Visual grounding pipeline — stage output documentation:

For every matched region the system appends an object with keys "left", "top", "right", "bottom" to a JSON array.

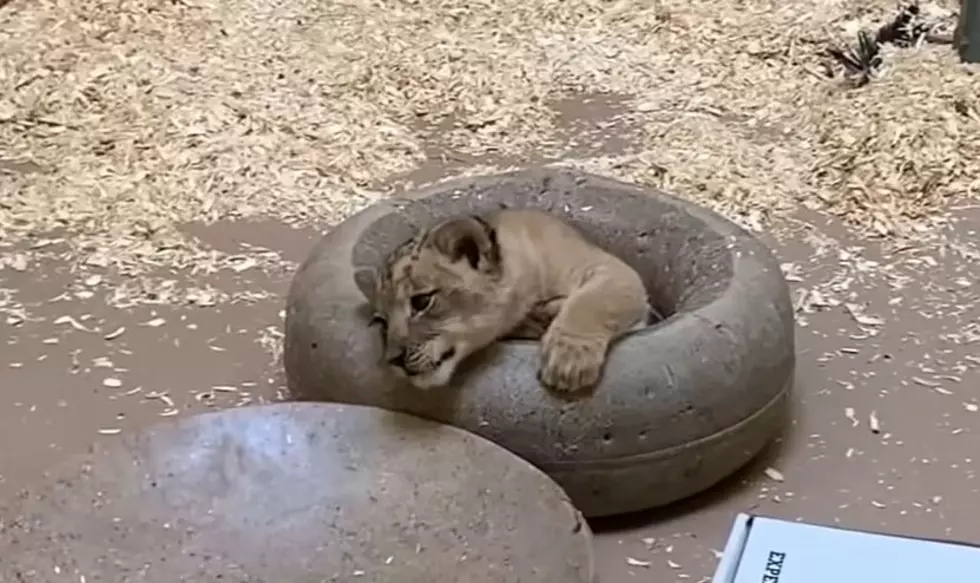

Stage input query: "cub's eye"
[{"left": 410, "top": 291, "right": 436, "bottom": 313}]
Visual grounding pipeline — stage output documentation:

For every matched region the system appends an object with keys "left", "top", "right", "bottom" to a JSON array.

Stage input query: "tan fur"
[{"left": 368, "top": 209, "right": 650, "bottom": 393}]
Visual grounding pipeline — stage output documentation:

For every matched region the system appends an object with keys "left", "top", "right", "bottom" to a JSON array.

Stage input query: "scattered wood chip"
[
  {"left": 845, "top": 407, "right": 859, "bottom": 426},
  {"left": 54, "top": 315, "right": 92, "bottom": 332},
  {"left": 780, "top": 262, "right": 804, "bottom": 282},
  {"left": 869, "top": 411, "right": 881, "bottom": 434},
  {"left": 104, "top": 326, "right": 126, "bottom": 340},
  {"left": 5, "top": 253, "right": 29, "bottom": 271},
  {"left": 145, "top": 391, "right": 175, "bottom": 408},
  {"left": 91, "top": 356, "right": 113, "bottom": 368},
  {"left": 85, "top": 254, "right": 110, "bottom": 268},
  {"left": 102, "top": 377, "right": 123, "bottom": 388},
  {"left": 143, "top": 317, "right": 166, "bottom": 327},
  {"left": 844, "top": 302, "right": 885, "bottom": 327},
  {"left": 186, "top": 289, "right": 218, "bottom": 306},
  {"left": 98, "top": 428, "right": 122, "bottom": 435},
  {"left": 764, "top": 467, "right": 785, "bottom": 482},
  {"left": 230, "top": 256, "right": 258, "bottom": 273},
  {"left": 626, "top": 557, "right": 652, "bottom": 568},
  {"left": 965, "top": 403, "right": 979, "bottom": 412}
]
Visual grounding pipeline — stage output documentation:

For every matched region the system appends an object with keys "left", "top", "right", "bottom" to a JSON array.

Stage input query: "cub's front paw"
[{"left": 538, "top": 331, "right": 608, "bottom": 393}]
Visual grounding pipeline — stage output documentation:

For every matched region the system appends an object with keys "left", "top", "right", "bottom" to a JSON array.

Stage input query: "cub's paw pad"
[{"left": 538, "top": 332, "right": 607, "bottom": 393}]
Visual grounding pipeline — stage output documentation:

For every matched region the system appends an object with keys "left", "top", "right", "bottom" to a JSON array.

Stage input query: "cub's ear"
[
  {"left": 424, "top": 215, "right": 499, "bottom": 272},
  {"left": 353, "top": 267, "right": 379, "bottom": 303}
]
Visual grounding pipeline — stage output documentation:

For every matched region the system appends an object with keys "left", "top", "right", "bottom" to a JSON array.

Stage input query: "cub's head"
[{"left": 365, "top": 214, "right": 511, "bottom": 389}]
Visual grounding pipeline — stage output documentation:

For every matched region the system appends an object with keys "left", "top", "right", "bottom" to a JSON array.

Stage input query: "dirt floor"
[
  {"left": 3, "top": 0, "right": 980, "bottom": 578},
  {"left": 5, "top": 95, "right": 980, "bottom": 579}
]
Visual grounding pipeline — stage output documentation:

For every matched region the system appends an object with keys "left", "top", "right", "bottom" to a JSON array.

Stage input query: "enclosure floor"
[
  {"left": 3, "top": 190, "right": 980, "bottom": 582},
  {"left": 3, "top": 0, "right": 980, "bottom": 572}
]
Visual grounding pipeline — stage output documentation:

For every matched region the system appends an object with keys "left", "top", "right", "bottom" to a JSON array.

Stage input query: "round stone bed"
[
  {"left": 0, "top": 403, "right": 594, "bottom": 582},
  {"left": 285, "top": 168, "right": 795, "bottom": 518}
]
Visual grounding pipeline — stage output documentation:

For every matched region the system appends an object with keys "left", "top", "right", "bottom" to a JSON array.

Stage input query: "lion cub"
[{"left": 368, "top": 209, "right": 650, "bottom": 393}]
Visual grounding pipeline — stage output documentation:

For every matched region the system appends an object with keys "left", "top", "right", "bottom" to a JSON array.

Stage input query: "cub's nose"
[{"left": 386, "top": 350, "right": 407, "bottom": 369}]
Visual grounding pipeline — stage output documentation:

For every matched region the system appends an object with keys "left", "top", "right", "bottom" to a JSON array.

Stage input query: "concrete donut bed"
[{"left": 285, "top": 168, "right": 795, "bottom": 518}]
